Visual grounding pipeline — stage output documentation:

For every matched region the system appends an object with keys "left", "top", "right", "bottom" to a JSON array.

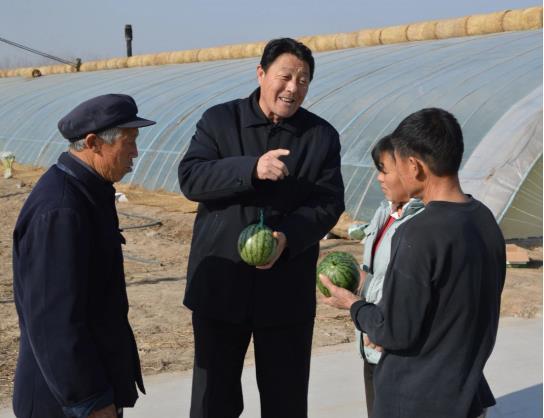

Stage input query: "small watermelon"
[
  {"left": 316, "top": 252, "right": 359, "bottom": 297},
  {"left": 238, "top": 210, "right": 277, "bottom": 266}
]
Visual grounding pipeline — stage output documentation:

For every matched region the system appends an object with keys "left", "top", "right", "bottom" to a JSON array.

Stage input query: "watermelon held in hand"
[
  {"left": 238, "top": 210, "right": 277, "bottom": 266},
  {"left": 316, "top": 252, "right": 359, "bottom": 297}
]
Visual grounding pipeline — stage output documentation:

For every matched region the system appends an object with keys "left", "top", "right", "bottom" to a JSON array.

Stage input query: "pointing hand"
[{"left": 254, "top": 149, "right": 290, "bottom": 181}]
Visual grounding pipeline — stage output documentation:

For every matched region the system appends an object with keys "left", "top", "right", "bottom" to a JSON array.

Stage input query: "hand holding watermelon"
[
  {"left": 238, "top": 210, "right": 286, "bottom": 268},
  {"left": 256, "top": 231, "right": 286, "bottom": 270},
  {"left": 317, "top": 252, "right": 361, "bottom": 309},
  {"left": 316, "top": 252, "right": 359, "bottom": 296},
  {"left": 319, "top": 274, "right": 361, "bottom": 310}
]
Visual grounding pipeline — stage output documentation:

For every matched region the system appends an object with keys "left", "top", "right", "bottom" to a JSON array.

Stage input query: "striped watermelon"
[
  {"left": 238, "top": 210, "right": 277, "bottom": 266},
  {"left": 316, "top": 252, "right": 359, "bottom": 297}
]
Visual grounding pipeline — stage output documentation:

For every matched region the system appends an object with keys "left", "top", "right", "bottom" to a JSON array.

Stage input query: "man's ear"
[
  {"left": 411, "top": 157, "right": 428, "bottom": 182},
  {"left": 256, "top": 65, "right": 265, "bottom": 86},
  {"left": 83, "top": 133, "right": 102, "bottom": 153}
]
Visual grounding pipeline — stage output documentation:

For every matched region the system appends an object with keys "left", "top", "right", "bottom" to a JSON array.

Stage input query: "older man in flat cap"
[{"left": 12, "top": 94, "right": 155, "bottom": 418}]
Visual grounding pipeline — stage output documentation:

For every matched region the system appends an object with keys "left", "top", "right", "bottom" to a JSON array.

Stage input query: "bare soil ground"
[{"left": 0, "top": 164, "right": 541, "bottom": 405}]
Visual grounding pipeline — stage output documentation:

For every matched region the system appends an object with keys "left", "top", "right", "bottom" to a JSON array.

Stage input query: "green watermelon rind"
[
  {"left": 238, "top": 223, "right": 277, "bottom": 266},
  {"left": 316, "top": 252, "right": 359, "bottom": 297}
]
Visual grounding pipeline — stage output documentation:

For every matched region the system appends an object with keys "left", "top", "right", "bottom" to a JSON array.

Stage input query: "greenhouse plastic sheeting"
[
  {"left": 0, "top": 29, "right": 542, "bottom": 228},
  {"left": 461, "top": 87, "right": 542, "bottom": 220}
]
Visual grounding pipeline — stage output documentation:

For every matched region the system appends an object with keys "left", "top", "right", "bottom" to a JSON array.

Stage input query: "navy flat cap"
[{"left": 58, "top": 94, "right": 156, "bottom": 142}]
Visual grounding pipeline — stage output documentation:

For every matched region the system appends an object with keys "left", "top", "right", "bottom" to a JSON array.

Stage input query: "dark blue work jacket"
[{"left": 12, "top": 152, "right": 143, "bottom": 418}]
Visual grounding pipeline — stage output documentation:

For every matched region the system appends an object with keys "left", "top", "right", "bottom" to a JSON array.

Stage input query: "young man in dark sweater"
[{"left": 321, "top": 108, "right": 506, "bottom": 418}]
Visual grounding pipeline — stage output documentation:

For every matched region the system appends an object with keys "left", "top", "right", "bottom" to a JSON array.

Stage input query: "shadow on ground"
[{"left": 489, "top": 384, "right": 543, "bottom": 418}]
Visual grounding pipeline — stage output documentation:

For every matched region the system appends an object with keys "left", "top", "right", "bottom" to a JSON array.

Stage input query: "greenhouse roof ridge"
[{"left": 0, "top": 5, "right": 541, "bottom": 78}]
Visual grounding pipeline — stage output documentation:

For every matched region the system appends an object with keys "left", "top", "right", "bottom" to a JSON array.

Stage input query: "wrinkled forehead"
[
  {"left": 278, "top": 64, "right": 309, "bottom": 74},
  {"left": 271, "top": 53, "right": 310, "bottom": 74}
]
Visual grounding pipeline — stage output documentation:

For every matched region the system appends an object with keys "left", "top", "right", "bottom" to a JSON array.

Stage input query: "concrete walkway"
[{"left": 1, "top": 317, "right": 541, "bottom": 417}]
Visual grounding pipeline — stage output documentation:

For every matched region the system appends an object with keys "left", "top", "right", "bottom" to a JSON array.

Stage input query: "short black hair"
[
  {"left": 391, "top": 108, "right": 464, "bottom": 176},
  {"left": 260, "top": 38, "right": 315, "bottom": 81},
  {"left": 371, "top": 134, "right": 394, "bottom": 173}
]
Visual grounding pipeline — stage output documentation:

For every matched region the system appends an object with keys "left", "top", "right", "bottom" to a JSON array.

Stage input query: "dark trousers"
[
  {"left": 363, "top": 359, "right": 376, "bottom": 417},
  {"left": 362, "top": 360, "right": 488, "bottom": 418},
  {"left": 190, "top": 313, "right": 314, "bottom": 418}
]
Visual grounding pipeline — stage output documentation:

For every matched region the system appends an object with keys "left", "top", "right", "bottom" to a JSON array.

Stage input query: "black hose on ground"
[
  {"left": 124, "top": 253, "right": 162, "bottom": 265},
  {"left": 117, "top": 211, "right": 164, "bottom": 265},
  {"left": 0, "top": 191, "right": 28, "bottom": 199},
  {"left": 118, "top": 210, "right": 162, "bottom": 230}
]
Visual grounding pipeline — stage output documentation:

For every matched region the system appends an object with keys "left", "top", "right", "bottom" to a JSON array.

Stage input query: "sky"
[{"left": 0, "top": 0, "right": 540, "bottom": 68}]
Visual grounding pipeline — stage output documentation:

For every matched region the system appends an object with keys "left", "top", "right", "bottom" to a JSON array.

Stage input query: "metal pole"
[
  {"left": 0, "top": 36, "right": 81, "bottom": 69},
  {"left": 125, "top": 25, "right": 133, "bottom": 57}
]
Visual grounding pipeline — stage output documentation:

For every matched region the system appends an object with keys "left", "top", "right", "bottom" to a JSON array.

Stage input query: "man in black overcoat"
[{"left": 178, "top": 38, "right": 345, "bottom": 418}]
